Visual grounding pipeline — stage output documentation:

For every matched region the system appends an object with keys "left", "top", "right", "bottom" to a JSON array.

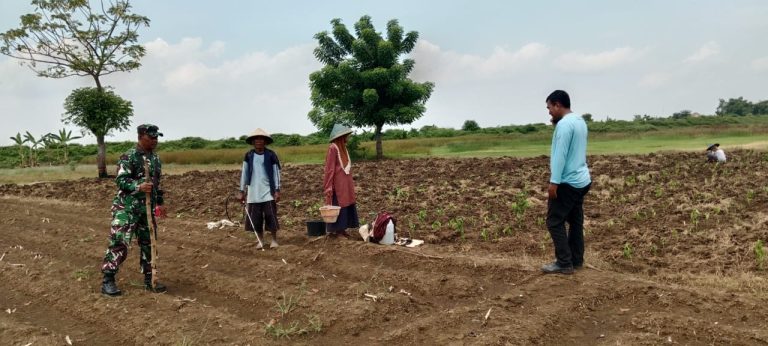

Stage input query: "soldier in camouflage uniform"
[{"left": 101, "top": 124, "right": 168, "bottom": 296}]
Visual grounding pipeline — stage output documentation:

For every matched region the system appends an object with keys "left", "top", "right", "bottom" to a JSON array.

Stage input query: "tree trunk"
[
  {"left": 94, "top": 76, "right": 102, "bottom": 92},
  {"left": 375, "top": 124, "right": 383, "bottom": 160},
  {"left": 18, "top": 146, "right": 25, "bottom": 168},
  {"left": 97, "top": 134, "right": 108, "bottom": 178},
  {"left": 94, "top": 77, "right": 109, "bottom": 178}
]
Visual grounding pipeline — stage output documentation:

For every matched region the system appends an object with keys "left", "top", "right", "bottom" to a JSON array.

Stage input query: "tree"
[
  {"left": 41, "top": 133, "right": 58, "bottom": 163},
  {"left": 63, "top": 87, "right": 133, "bottom": 174},
  {"left": 753, "top": 100, "right": 768, "bottom": 115},
  {"left": 582, "top": 113, "right": 593, "bottom": 122},
  {"left": 671, "top": 110, "right": 692, "bottom": 119},
  {"left": 1, "top": 0, "right": 149, "bottom": 176},
  {"left": 49, "top": 128, "right": 82, "bottom": 163},
  {"left": 23, "top": 131, "right": 45, "bottom": 167},
  {"left": 309, "top": 15, "right": 434, "bottom": 159},
  {"left": 716, "top": 97, "right": 753, "bottom": 116},
  {"left": 462, "top": 120, "right": 480, "bottom": 132},
  {"left": 9, "top": 133, "right": 28, "bottom": 168}
]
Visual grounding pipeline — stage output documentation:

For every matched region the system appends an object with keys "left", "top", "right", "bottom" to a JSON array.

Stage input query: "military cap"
[{"left": 137, "top": 124, "right": 163, "bottom": 138}]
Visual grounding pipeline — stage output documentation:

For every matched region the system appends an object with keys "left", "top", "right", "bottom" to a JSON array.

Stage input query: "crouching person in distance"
[
  {"left": 101, "top": 124, "right": 168, "bottom": 296},
  {"left": 239, "top": 128, "right": 282, "bottom": 249}
]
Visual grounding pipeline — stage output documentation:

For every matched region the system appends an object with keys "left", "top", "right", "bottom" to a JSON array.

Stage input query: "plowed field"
[{"left": 1, "top": 150, "right": 767, "bottom": 345}]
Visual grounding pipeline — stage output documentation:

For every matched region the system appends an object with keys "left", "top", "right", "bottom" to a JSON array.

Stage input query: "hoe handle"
[{"left": 143, "top": 157, "right": 158, "bottom": 289}]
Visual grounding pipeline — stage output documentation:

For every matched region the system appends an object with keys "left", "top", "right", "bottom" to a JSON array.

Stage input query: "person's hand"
[
  {"left": 548, "top": 183, "right": 558, "bottom": 200},
  {"left": 324, "top": 193, "right": 332, "bottom": 206},
  {"left": 154, "top": 205, "right": 167, "bottom": 218},
  {"left": 273, "top": 191, "right": 281, "bottom": 203},
  {"left": 138, "top": 182, "right": 153, "bottom": 193},
  {"left": 237, "top": 191, "right": 245, "bottom": 204}
]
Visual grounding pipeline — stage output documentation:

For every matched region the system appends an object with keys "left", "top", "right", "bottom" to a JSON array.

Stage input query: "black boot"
[
  {"left": 144, "top": 273, "right": 167, "bottom": 293},
  {"left": 101, "top": 273, "right": 122, "bottom": 296}
]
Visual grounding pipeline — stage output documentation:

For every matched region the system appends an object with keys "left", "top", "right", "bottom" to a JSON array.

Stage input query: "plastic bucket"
[{"left": 306, "top": 220, "right": 326, "bottom": 237}]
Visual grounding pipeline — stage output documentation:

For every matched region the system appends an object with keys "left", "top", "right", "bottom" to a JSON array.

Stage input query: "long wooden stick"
[{"left": 143, "top": 157, "right": 158, "bottom": 290}]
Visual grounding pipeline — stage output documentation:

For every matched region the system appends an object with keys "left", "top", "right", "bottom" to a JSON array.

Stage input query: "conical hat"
[
  {"left": 245, "top": 128, "right": 273, "bottom": 144},
  {"left": 329, "top": 124, "right": 353, "bottom": 142}
]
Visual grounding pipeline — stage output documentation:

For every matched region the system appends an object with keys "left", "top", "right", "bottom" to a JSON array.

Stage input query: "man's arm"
[
  {"left": 116, "top": 154, "right": 141, "bottom": 193},
  {"left": 237, "top": 160, "right": 249, "bottom": 203},
  {"left": 273, "top": 163, "right": 281, "bottom": 202},
  {"left": 550, "top": 124, "right": 571, "bottom": 185}
]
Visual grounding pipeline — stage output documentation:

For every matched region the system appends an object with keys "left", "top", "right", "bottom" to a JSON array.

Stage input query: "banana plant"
[
  {"left": 41, "top": 133, "right": 58, "bottom": 164},
  {"left": 9, "top": 132, "right": 28, "bottom": 168},
  {"left": 23, "top": 131, "right": 45, "bottom": 167},
  {"left": 49, "top": 128, "right": 82, "bottom": 164}
]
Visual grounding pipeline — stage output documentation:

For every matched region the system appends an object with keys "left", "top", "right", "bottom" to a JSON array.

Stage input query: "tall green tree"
[
  {"left": 63, "top": 87, "right": 133, "bottom": 173},
  {"left": 716, "top": 97, "right": 753, "bottom": 116},
  {"left": 309, "top": 15, "right": 434, "bottom": 159},
  {"left": 1, "top": 0, "right": 149, "bottom": 176},
  {"left": 49, "top": 128, "right": 82, "bottom": 163},
  {"left": 753, "top": 100, "right": 768, "bottom": 115},
  {"left": 9, "top": 133, "right": 28, "bottom": 168}
]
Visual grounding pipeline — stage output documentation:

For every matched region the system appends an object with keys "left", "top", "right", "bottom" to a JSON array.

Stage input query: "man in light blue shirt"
[{"left": 542, "top": 90, "right": 591, "bottom": 275}]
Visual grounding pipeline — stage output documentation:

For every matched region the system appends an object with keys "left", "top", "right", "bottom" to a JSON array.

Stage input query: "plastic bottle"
[{"left": 381, "top": 220, "right": 395, "bottom": 245}]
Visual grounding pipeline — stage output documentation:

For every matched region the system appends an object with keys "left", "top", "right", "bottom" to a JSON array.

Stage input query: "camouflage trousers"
[{"left": 101, "top": 204, "right": 154, "bottom": 275}]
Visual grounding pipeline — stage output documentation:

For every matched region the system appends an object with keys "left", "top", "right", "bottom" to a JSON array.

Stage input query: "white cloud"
[
  {"left": 0, "top": 37, "right": 323, "bottom": 145},
  {"left": 554, "top": 47, "right": 640, "bottom": 73},
  {"left": 638, "top": 72, "right": 669, "bottom": 88},
  {"left": 410, "top": 40, "right": 549, "bottom": 83},
  {"left": 164, "top": 62, "right": 211, "bottom": 88},
  {"left": 684, "top": 41, "right": 720, "bottom": 63},
  {"left": 751, "top": 56, "right": 768, "bottom": 71}
]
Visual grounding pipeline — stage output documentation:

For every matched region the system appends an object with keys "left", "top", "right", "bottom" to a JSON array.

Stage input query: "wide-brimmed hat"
[
  {"left": 329, "top": 124, "right": 353, "bottom": 142},
  {"left": 706, "top": 143, "right": 720, "bottom": 151},
  {"left": 245, "top": 128, "right": 273, "bottom": 145}
]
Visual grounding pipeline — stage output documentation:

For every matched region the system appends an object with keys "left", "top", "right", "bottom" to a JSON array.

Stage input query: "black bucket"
[{"left": 306, "top": 220, "right": 326, "bottom": 237}]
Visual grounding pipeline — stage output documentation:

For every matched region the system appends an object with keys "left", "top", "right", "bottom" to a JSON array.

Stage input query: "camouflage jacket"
[{"left": 113, "top": 146, "right": 165, "bottom": 213}]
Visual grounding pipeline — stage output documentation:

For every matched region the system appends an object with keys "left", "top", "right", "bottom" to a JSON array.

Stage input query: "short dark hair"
[{"left": 546, "top": 90, "right": 570, "bottom": 108}]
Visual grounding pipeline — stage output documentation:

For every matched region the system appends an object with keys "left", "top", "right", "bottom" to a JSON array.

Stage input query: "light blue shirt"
[
  {"left": 239, "top": 153, "right": 281, "bottom": 203},
  {"left": 550, "top": 113, "right": 591, "bottom": 188}
]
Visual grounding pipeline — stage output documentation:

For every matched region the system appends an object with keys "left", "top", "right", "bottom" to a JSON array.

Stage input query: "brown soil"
[{"left": 1, "top": 150, "right": 767, "bottom": 345}]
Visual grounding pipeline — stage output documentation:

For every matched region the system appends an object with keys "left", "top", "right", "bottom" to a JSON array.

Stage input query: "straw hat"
[
  {"left": 245, "top": 128, "right": 273, "bottom": 145},
  {"left": 706, "top": 143, "right": 719, "bottom": 151},
  {"left": 329, "top": 124, "right": 353, "bottom": 142}
]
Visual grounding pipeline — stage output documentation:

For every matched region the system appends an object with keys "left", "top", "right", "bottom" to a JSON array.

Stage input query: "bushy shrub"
[{"left": 462, "top": 120, "right": 480, "bottom": 132}]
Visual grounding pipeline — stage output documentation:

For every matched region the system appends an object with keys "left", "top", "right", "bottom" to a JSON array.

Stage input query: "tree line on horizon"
[{"left": 3, "top": 107, "right": 768, "bottom": 169}]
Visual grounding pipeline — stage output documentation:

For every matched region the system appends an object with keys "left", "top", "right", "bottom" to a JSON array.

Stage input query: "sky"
[{"left": 1, "top": 0, "right": 767, "bottom": 145}]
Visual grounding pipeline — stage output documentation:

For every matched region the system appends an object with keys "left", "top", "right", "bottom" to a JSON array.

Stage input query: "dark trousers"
[
  {"left": 546, "top": 183, "right": 591, "bottom": 267},
  {"left": 244, "top": 201, "right": 279, "bottom": 237}
]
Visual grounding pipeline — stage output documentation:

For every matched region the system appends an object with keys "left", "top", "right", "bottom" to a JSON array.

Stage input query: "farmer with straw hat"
[
  {"left": 239, "top": 128, "right": 282, "bottom": 249},
  {"left": 323, "top": 124, "right": 360, "bottom": 237},
  {"left": 100, "top": 124, "right": 167, "bottom": 296}
]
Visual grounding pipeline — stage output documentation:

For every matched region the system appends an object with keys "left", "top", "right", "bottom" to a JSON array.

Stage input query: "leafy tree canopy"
[
  {"left": 308, "top": 15, "right": 434, "bottom": 159},
  {"left": 63, "top": 87, "right": 133, "bottom": 138},
  {"left": 0, "top": 0, "right": 150, "bottom": 89}
]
